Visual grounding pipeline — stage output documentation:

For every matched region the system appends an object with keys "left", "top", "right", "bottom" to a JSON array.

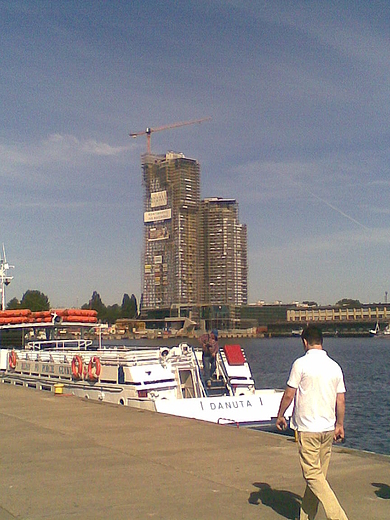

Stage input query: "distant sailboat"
[
  {"left": 369, "top": 322, "right": 390, "bottom": 336},
  {"left": 369, "top": 322, "right": 380, "bottom": 336}
]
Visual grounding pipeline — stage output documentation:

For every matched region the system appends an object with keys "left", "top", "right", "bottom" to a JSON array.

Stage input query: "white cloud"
[
  {"left": 81, "top": 139, "right": 131, "bottom": 156},
  {"left": 42, "top": 133, "right": 133, "bottom": 160},
  {"left": 0, "top": 133, "right": 133, "bottom": 173}
]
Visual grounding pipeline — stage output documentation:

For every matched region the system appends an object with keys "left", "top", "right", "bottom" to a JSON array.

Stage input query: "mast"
[{"left": 0, "top": 245, "right": 14, "bottom": 311}]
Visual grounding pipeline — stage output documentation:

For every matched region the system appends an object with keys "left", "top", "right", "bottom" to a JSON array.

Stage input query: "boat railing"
[
  {"left": 19, "top": 350, "right": 74, "bottom": 364},
  {"left": 216, "top": 350, "right": 234, "bottom": 396},
  {"left": 26, "top": 339, "right": 93, "bottom": 351},
  {"left": 96, "top": 348, "right": 183, "bottom": 366},
  {"left": 190, "top": 346, "right": 208, "bottom": 398},
  {"left": 16, "top": 344, "right": 196, "bottom": 368}
]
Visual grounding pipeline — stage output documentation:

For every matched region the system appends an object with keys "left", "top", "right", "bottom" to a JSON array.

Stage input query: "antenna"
[{"left": 0, "top": 245, "right": 14, "bottom": 311}]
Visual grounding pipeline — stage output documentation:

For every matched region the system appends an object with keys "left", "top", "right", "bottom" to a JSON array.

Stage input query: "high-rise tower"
[
  {"left": 200, "top": 198, "right": 248, "bottom": 306},
  {"left": 142, "top": 152, "right": 201, "bottom": 310}
]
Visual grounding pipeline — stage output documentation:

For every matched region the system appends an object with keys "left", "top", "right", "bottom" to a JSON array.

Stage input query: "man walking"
[{"left": 276, "top": 325, "right": 349, "bottom": 520}]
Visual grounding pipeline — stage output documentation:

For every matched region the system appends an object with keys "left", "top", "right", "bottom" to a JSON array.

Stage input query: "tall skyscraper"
[
  {"left": 200, "top": 198, "right": 248, "bottom": 306},
  {"left": 142, "top": 152, "right": 201, "bottom": 309},
  {"left": 141, "top": 152, "right": 248, "bottom": 314}
]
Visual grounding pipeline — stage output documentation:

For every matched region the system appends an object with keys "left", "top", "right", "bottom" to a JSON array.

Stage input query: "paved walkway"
[{"left": 0, "top": 384, "right": 389, "bottom": 519}]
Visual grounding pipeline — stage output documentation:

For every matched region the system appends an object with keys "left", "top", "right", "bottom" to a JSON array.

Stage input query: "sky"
[{"left": 1, "top": 0, "right": 390, "bottom": 308}]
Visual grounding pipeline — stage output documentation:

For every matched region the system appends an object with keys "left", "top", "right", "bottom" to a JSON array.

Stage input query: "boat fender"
[
  {"left": 8, "top": 350, "right": 17, "bottom": 370},
  {"left": 87, "top": 356, "right": 101, "bottom": 381},
  {"left": 71, "top": 355, "right": 83, "bottom": 379}
]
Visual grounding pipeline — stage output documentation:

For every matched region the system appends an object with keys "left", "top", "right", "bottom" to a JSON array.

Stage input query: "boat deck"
[{"left": 0, "top": 383, "right": 388, "bottom": 520}]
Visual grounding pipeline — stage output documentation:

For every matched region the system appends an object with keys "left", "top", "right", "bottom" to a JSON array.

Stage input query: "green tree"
[
  {"left": 82, "top": 290, "right": 138, "bottom": 323},
  {"left": 20, "top": 290, "right": 50, "bottom": 311},
  {"left": 130, "top": 294, "right": 138, "bottom": 317},
  {"left": 121, "top": 293, "right": 137, "bottom": 318},
  {"left": 6, "top": 297, "right": 20, "bottom": 310},
  {"left": 335, "top": 298, "right": 362, "bottom": 308},
  {"left": 105, "top": 304, "right": 121, "bottom": 324},
  {"left": 84, "top": 291, "right": 105, "bottom": 315}
]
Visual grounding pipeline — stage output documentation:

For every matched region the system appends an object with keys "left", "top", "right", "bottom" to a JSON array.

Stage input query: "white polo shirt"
[{"left": 287, "top": 349, "right": 346, "bottom": 432}]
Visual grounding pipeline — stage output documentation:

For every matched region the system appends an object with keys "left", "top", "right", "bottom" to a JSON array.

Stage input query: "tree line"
[{"left": 6, "top": 290, "right": 138, "bottom": 324}]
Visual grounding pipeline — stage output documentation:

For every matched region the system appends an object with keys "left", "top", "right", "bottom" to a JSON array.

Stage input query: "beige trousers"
[{"left": 298, "top": 431, "right": 349, "bottom": 520}]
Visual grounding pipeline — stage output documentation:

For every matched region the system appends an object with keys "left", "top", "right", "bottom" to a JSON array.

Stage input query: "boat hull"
[
  {"left": 155, "top": 389, "right": 286, "bottom": 427},
  {"left": 0, "top": 371, "right": 287, "bottom": 428}
]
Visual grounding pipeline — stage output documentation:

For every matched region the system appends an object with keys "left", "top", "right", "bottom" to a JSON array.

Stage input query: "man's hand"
[
  {"left": 276, "top": 386, "right": 296, "bottom": 431},
  {"left": 276, "top": 416, "right": 288, "bottom": 431},
  {"left": 334, "top": 424, "right": 345, "bottom": 442},
  {"left": 334, "top": 393, "right": 346, "bottom": 442}
]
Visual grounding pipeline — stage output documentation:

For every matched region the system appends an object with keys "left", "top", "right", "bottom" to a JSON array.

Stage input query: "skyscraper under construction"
[
  {"left": 142, "top": 152, "right": 201, "bottom": 309},
  {"left": 141, "top": 151, "right": 247, "bottom": 312},
  {"left": 200, "top": 198, "right": 247, "bottom": 306}
]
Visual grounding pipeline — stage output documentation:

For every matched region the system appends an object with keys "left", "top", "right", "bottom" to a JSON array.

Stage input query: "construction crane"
[{"left": 130, "top": 117, "right": 211, "bottom": 154}]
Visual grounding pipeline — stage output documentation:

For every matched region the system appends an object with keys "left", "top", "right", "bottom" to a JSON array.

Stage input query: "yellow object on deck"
[{"left": 54, "top": 384, "right": 64, "bottom": 395}]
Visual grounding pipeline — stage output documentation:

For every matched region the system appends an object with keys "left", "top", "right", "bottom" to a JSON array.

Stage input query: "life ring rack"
[
  {"left": 159, "top": 347, "right": 172, "bottom": 364},
  {"left": 8, "top": 350, "right": 17, "bottom": 370},
  {"left": 87, "top": 356, "right": 101, "bottom": 382},
  {"left": 71, "top": 355, "right": 83, "bottom": 380}
]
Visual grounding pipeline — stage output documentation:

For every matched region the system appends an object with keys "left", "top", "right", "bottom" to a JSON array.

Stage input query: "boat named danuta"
[{"left": 0, "top": 309, "right": 292, "bottom": 429}]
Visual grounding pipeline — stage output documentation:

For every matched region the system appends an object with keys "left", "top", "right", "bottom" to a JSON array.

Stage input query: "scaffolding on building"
[
  {"left": 142, "top": 152, "right": 201, "bottom": 310},
  {"left": 140, "top": 154, "right": 248, "bottom": 320},
  {"left": 201, "top": 198, "right": 248, "bottom": 306}
]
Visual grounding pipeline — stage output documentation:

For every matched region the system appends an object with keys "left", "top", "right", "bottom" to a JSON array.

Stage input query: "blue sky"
[{"left": 1, "top": 0, "right": 389, "bottom": 307}]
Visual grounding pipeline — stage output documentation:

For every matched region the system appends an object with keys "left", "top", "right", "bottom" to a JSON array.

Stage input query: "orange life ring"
[
  {"left": 87, "top": 356, "right": 101, "bottom": 381},
  {"left": 8, "top": 350, "right": 17, "bottom": 370},
  {"left": 71, "top": 355, "right": 83, "bottom": 379}
]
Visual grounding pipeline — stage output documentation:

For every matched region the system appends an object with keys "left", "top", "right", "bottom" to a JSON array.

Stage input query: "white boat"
[
  {"left": 369, "top": 322, "right": 380, "bottom": 336},
  {"left": 0, "top": 315, "right": 291, "bottom": 429},
  {"left": 369, "top": 322, "right": 390, "bottom": 336},
  {"left": 291, "top": 328, "right": 303, "bottom": 337}
]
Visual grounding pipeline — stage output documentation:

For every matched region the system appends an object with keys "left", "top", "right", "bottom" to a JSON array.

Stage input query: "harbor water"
[
  {"left": 117, "top": 335, "right": 390, "bottom": 456},
  {"left": 238, "top": 336, "right": 390, "bottom": 456}
]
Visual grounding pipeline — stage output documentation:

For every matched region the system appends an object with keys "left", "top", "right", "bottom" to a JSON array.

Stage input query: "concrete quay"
[{"left": 0, "top": 384, "right": 389, "bottom": 520}]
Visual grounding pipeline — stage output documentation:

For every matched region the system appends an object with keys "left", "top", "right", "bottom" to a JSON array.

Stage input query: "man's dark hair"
[{"left": 301, "top": 325, "right": 323, "bottom": 346}]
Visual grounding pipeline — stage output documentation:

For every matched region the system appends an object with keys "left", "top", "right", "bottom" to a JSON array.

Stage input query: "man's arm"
[
  {"left": 276, "top": 386, "right": 296, "bottom": 431},
  {"left": 334, "top": 392, "right": 346, "bottom": 441},
  {"left": 210, "top": 340, "right": 219, "bottom": 356},
  {"left": 199, "top": 334, "right": 208, "bottom": 347}
]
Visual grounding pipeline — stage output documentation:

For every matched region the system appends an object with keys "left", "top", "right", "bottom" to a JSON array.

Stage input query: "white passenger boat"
[{"left": 0, "top": 311, "right": 291, "bottom": 429}]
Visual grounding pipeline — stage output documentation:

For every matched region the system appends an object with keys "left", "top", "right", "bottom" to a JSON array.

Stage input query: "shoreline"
[{"left": 98, "top": 330, "right": 375, "bottom": 341}]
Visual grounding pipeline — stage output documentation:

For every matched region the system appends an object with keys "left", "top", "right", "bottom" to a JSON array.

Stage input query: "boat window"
[
  {"left": 118, "top": 365, "right": 125, "bottom": 384},
  {"left": 179, "top": 370, "right": 195, "bottom": 398}
]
